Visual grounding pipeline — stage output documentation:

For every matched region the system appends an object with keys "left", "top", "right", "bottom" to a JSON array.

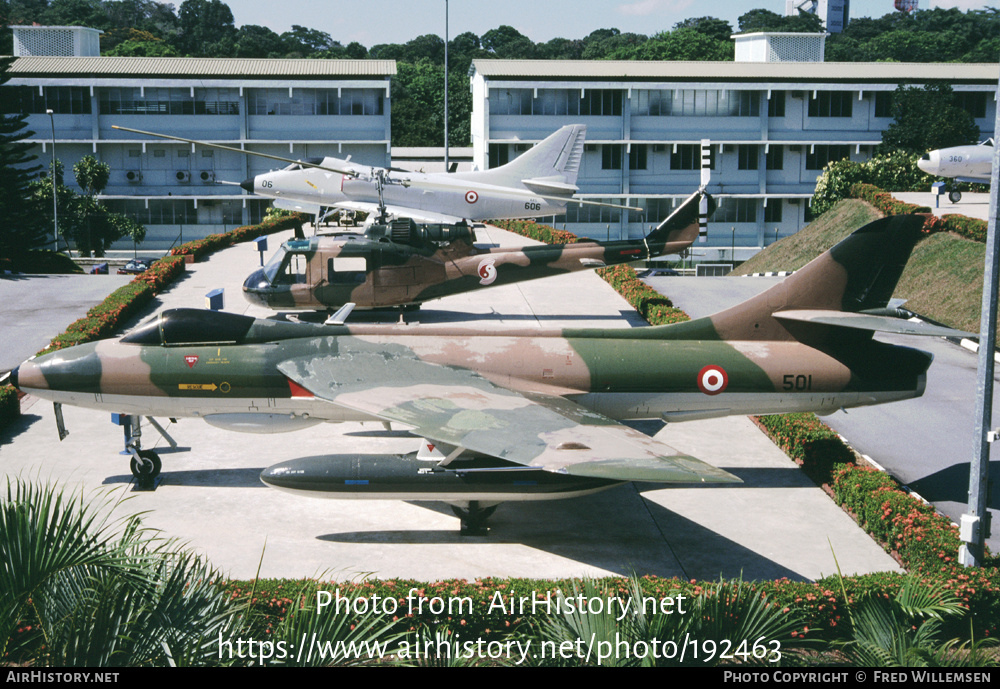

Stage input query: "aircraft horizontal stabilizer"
[
  {"left": 521, "top": 178, "right": 579, "bottom": 196},
  {"left": 773, "top": 310, "right": 975, "bottom": 339}
]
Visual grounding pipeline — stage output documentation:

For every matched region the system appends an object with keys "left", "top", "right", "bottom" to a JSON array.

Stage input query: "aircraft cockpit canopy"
[
  {"left": 282, "top": 157, "right": 326, "bottom": 171},
  {"left": 122, "top": 309, "right": 256, "bottom": 347}
]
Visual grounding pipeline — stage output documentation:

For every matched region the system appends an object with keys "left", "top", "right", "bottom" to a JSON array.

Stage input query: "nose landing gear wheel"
[
  {"left": 130, "top": 449, "right": 162, "bottom": 488},
  {"left": 949, "top": 190, "right": 962, "bottom": 203}
]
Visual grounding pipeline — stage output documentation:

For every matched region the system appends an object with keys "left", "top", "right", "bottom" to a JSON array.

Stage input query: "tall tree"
[
  {"left": 877, "top": 84, "right": 980, "bottom": 155},
  {"left": 0, "top": 56, "right": 46, "bottom": 262},
  {"left": 174, "top": 0, "right": 235, "bottom": 56}
]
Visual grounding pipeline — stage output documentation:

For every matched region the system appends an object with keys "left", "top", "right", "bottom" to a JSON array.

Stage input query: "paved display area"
[
  {"left": 1, "top": 226, "right": 901, "bottom": 582},
  {"left": 894, "top": 191, "right": 990, "bottom": 220},
  {"left": 0, "top": 272, "right": 132, "bottom": 372}
]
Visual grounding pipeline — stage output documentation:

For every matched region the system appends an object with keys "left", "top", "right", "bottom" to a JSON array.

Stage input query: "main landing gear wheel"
[
  {"left": 130, "top": 449, "right": 162, "bottom": 486},
  {"left": 452, "top": 502, "right": 497, "bottom": 535},
  {"left": 949, "top": 190, "right": 962, "bottom": 203}
]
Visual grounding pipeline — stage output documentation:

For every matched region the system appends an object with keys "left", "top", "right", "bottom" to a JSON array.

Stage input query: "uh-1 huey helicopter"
[{"left": 112, "top": 124, "right": 711, "bottom": 313}]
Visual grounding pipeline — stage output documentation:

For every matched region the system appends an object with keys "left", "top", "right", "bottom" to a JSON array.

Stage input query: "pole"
[
  {"left": 46, "top": 109, "right": 59, "bottom": 253},
  {"left": 960, "top": 70, "right": 1000, "bottom": 567},
  {"left": 444, "top": 0, "right": 449, "bottom": 172}
]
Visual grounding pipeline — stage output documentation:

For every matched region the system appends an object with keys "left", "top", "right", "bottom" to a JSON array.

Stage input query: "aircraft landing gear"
[
  {"left": 118, "top": 414, "right": 165, "bottom": 489},
  {"left": 451, "top": 501, "right": 498, "bottom": 536},
  {"left": 129, "top": 449, "right": 162, "bottom": 486},
  {"left": 949, "top": 190, "right": 962, "bottom": 203}
]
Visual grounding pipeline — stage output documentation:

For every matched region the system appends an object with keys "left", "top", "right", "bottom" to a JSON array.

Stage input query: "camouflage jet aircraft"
[
  {"left": 242, "top": 189, "right": 709, "bottom": 312},
  {"left": 9, "top": 214, "right": 964, "bottom": 531}
]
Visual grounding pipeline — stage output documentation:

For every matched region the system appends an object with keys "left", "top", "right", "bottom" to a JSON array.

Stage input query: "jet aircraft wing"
[
  {"left": 276, "top": 348, "right": 741, "bottom": 484},
  {"left": 331, "top": 201, "right": 467, "bottom": 225}
]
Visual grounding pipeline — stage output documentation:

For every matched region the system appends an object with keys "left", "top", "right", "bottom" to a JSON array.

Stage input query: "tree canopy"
[{"left": 877, "top": 84, "right": 980, "bottom": 155}]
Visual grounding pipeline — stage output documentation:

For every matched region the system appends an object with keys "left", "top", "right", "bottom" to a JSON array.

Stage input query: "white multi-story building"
[
  {"left": 6, "top": 26, "right": 394, "bottom": 248},
  {"left": 470, "top": 38, "right": 997, "bottom": 260}
]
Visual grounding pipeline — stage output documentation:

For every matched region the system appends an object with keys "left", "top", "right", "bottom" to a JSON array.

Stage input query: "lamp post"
[
  {"left": 444, "top": 0, "right": 449, "bottom": 172},
  {"left": 46, "top": 109, "right": 59, "bottom": 253}
]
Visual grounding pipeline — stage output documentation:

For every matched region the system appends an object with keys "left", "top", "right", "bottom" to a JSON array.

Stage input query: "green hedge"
[
  {"left": 170, "top": 213, "right": 307, "bottom": 261},
  {"left": 0, "top": 385, "right": 19, "bottom": 434},
  {"left": 848, "top": 183, "right": 987, "bottom": 244}
]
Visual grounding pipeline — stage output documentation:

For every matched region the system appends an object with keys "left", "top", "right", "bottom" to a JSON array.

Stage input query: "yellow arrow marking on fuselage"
[{"left": 179, "top": 383, "right": 218, "bottom": 391}]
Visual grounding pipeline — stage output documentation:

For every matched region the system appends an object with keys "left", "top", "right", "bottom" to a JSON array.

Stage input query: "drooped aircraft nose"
[{"left": 240, "top": 177, "right": 255, "bottom": 192}]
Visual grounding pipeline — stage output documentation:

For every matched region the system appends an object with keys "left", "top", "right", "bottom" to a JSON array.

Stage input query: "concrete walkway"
[{"left": 1, "top": 225, "right": 901, "bottom": 582}]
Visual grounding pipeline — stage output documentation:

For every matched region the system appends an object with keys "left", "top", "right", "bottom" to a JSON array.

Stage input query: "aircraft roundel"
[
  {"left": 478, "top": 257, "right": 498, "bottom": 285},
  {"left": 697, "top": 365, "right": 728, "bottom": 395},
  {"left": 465, "top": 190, "right": 479, "bottom": 204}
]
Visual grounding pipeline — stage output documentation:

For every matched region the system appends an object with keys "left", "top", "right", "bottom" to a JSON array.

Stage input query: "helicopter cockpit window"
[
  {"left": 328, "top": 257, "right": 367, "bottom": 284},
  {"left": 263, "top": 249, "right": 308, "bottom": 285}
]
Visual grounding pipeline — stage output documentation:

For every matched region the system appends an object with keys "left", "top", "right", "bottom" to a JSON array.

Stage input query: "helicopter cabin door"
[{"left": 321, "top": 255, "right": 373, "bottom": 306}]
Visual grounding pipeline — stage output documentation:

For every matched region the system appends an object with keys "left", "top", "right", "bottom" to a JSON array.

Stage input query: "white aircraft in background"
[
  {"left": 112, "top": 124, "right": 642, "bottom": 224},
  {"left": 917, "top": 139, "right": 994, "bottom": 203}
]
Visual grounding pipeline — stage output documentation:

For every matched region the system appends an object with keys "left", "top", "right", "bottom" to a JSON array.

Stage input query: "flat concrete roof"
[
  {"left": 10, "top": 56, "right": 396, "bottom": 78},
  {"left": 471, "top": 59, "right": 999, "bottom": 85}
]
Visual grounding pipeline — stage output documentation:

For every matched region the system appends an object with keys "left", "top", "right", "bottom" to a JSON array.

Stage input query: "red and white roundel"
[
  {"left": 697, "top": 365, "right": 728, "bottom": 395},
  {"left": 465, "top": 190, "right": 479, "bottom": 204}
]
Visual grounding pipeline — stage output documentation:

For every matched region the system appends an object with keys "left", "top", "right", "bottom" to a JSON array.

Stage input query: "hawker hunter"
[{"left": 10, "top": 214, "right": 963, "bottom": 530}]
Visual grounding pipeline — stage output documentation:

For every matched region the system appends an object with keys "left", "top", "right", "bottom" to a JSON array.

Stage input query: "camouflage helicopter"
[
  {"left": 9, "top": 214, "right": 967, "bottom": 531},
  {"left": 241, "top": 189, "right": 709, "bottom": 312}
]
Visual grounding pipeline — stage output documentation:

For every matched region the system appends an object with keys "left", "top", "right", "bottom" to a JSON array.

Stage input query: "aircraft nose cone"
[
  {"left": 10, "top": 359, "right": 47, "bottom": 392},
  {"left": 917, "top": 152, "right": 938, "bottom": 175},
  {"left": 242, "top": 268, "right": 271, "bottom": 306},
  {"left": 240, "top": 177, "right": 255, "bottom": 193}
]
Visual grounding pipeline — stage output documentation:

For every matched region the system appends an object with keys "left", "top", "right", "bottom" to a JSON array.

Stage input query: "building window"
[
  {"left": 874, "top": 92, "right": 893, "bottom": 118},
  {"left": 768, "top": 91, "right": 785, "bottom": 118},
  {"left": 764, "top": 200, "right": 783, "bottom": 223},
  {"left": 671, "top": 145, "right": 713, "bottom": 170},
  {"left": 633, "top": 90, "right": 760, "bottom": 117},
  {"left": 628, "top": 145, "right": 648, "bottom": 170},
  {"left": 806, "top": 145, "right": 852, "bottom": 170},
  {"left": 3, "top": 86, "right": 90, "bottom": 114},
  {"left": 247, "top": 88, "right": 382, "bottom": 116},
  {"left": 738, "top": 145, "right": 759, "bottom": 170},
  {"left": 564, "top": 198, "right": 622, "bottom": 224},
  {"left": 488, "top": 143, "right": 509, "bottom": 168},
  {"left": 766, "top": 146, "right": 784, "bottom": 170},
  {"left": 808, "top": 91, "right": 853, "bottom": 118},
  {"left": 955, "top": 92, "right": 987, "bottom": 119},
  {"left": 581, "top": 89, "right": 624, "bottom": 116},
  {"left": 711, "top": 198, "right": 758, "bottom": 223},
  {"left": 602, "top": 145, "right": 623, "bottom": 170}
]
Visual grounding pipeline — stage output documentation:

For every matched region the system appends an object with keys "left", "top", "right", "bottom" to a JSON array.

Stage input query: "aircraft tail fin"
[
  {"left": 645, "top": 189, "right": 715, "bottom": 247},
  {"left": 705, "top": 214, "right": 928, "bottom": 343},
  {"left": 464, "top": 125, "right": 587, "bottom": 191}
]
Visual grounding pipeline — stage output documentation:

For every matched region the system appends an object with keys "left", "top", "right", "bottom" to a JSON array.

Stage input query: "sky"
[{"left": 225, "top": 0, "right": 995, "bottom": 48}]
